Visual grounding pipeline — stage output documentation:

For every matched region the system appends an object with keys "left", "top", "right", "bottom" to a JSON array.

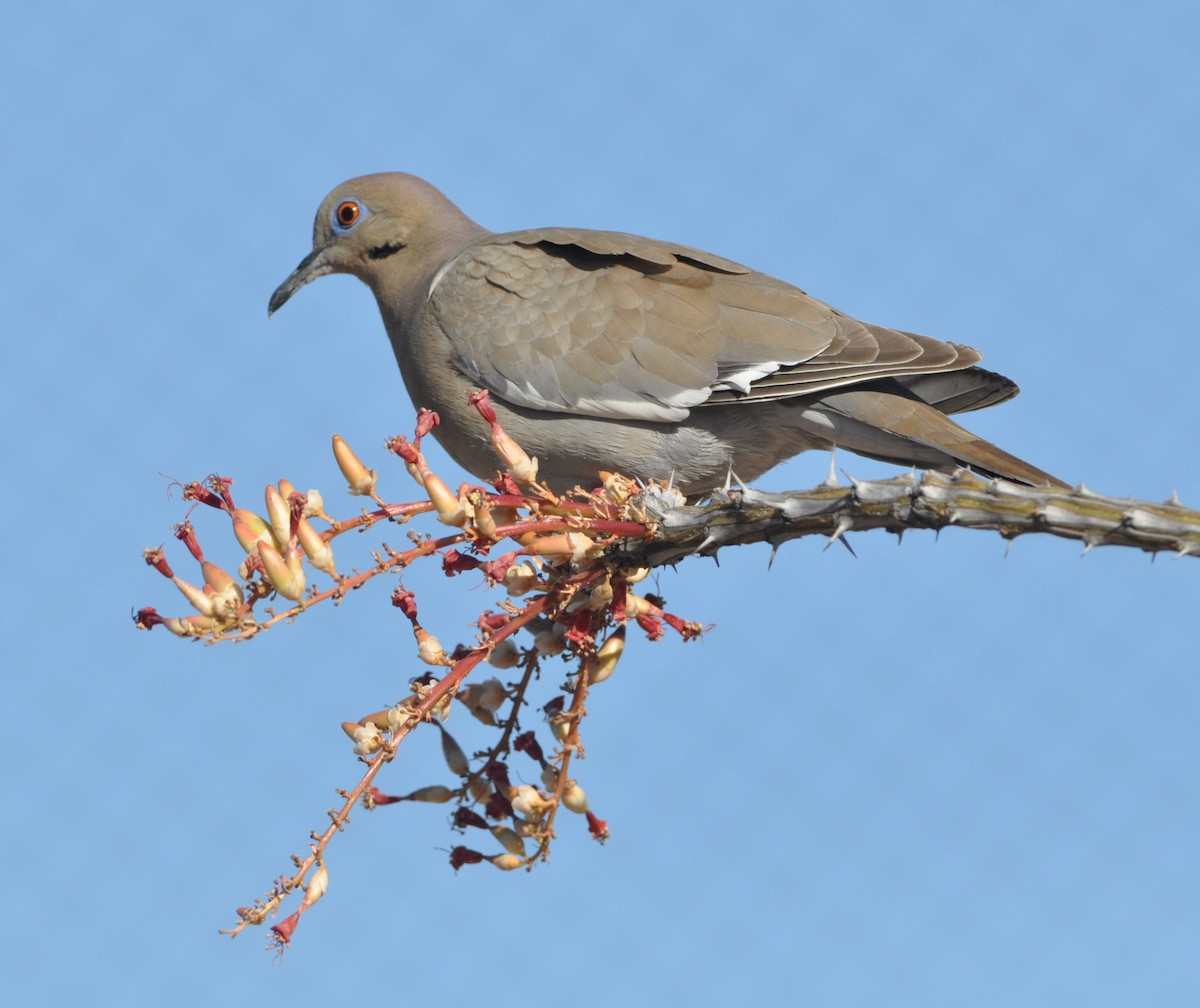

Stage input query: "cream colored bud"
[
  {"left": 549, "top": 714, "right": 572, "bottom": 743},
  {"left": 561, "top": 780, "right": 589, "bottom": 814},
  {"left": 490, "top": 825, "right": 527, "bottom": 857},
  {"left": 588, "top": 627, "right": 625, "bottom": 684},
  {"left": 201, "top": 560, "right": 235, "bottom": 593},
  {"left": 523, "top": 532, "right": 601, "bottom": 564},
  {"left": 342, "top": 721, "right": 382, "bottom": 755},
  {"left": 416, "top": 631, "right": 449, "bottom": 667},
  {"left": 232, "top": 510, "right": 272, "bottom": 553},
  {"left": 472, "top": 499, "right": 499, "bottom": 540},
  {"left": 490, "top": 853, "right": 524, "bottom": 872},
  {"left": 258, "top": 539, "right": 306, "bottom": 601},
  {"left": 386, "top": 703, "right": 417, "bottom": 732},
  {"left": 404, "top": 785, "right": 454, "bottom": 804},
  {"left": 624, "top": 593, "right": 649, "bottom": 618},
  {"left": 357, "top": 709, "right": 393, "bottom": 730},
  {"left": 540, "top": 767, "right": 559, "bottom": 790},
  {"left": 296, "top": 516, "right": 337, "bottom": 578},
  {"left": 301, "top": 865, "right": 329, "bottom": 908},
  {"left": 302, "top": 488, "right": 326, "bottom": 519},
  {"left": 511, "top": 785, "right": 550, "bottom": 821},
  {"left": 172, "top": 575, "right": 216, "bottom": 617},
  {"left": 264, "top": 484, "right": 292, "bottom": 549},
  {"left": 423, "top": 470, "right": 468, "bottom": 527},
  {"left": 625, "top": 567, "right": 651, "bottom": 585},
  {"left": 491, "top": 428, "right": 539, "bottom": 484},
  {"left": 162, "top": 614, "right": 219, "bottom": 637},
  {"left": 332, "top": 434, "right": 378, "bottom": 497},
  {"left": 504, "top": 561, "right": 539, "bottom": 597},
  {"left": 588, "top": 576, "right": 614, "bottom": 610},
  {"left": 201, "top": 562, "right": 244, "bottom": 615}
]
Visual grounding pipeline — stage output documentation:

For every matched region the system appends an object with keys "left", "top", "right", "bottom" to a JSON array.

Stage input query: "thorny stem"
[
  {"left": 533, "top": 645, "right": 597, "bottom": 862},
  {"left": 221, "top": 590, "right": 554, "bottom": 939}
]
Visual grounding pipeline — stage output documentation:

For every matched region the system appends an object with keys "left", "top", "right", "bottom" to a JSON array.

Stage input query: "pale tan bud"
[
  {"left": 490, "top": 825, "right": 527, "bottom": 857},
  {"left": 296, "top": 517, "right": 337, "bottom": 578},
  {"left": 357, "top": 709, "right": 393, "bottom": 730},
  {"left": 172, "top": 575, "right": 216, "bottom": 617},
  {"left": 625, "top": 567, "right": 651, "bottom": 585},
  {"left": 162, "top": 614, "right": 219, "bottom": 637},
  {"left": 624, "top": 593, "right": 648, "bottom": 618},
  {"left": 540, "top": 767, "right": 559, "bottom": 790},
  {"left": 258, "top": 539, "right": 306, "bottom": 602},
  {"left": 300, "top": 864, "right": 329, "bottom": 908},
  {"left": 264, "top": 484, "right": 292, "bottom": 549},
  {"left": 472, "top": 498, "right": 499, "bottom": 540},
  {"left": 423, "top": 470, "right": 468, "bottom": 527},
  {"left": 561, "top": 779, "right": 589, "bottom": 814},
  {"left": 487, "top": 639, "right": 521, "bottom": 669},
  {"left": 522, "top": 532, "right": 601, "bottom": 564},
  {"left": 440, "top": 728, "right": 470, "bottom": 777},
  {"left": 332, "top": 434, "right": 378, "bottom": 497},
  {"left": 404, "top": 785, "right": 454, "bottom": 804},
  {"left": 201, "top": 561, "right": 244, "bottom": 615},
  {"left": 491, "top": 428, "right": 538, "bottom": 484},
  {"left": 588, "top": 575, "right": 614, "bottom": 610},
  {"left": 489, "top": 853, "right": 524, "bottom": 872},
  {"left": 533, "top": 625, "right": 567, "bottom": 657},
  {"left": 232, "top": 510, "right": 272, "bottom": 553},
  {"left": 476, "top": 677, "right": 508, "bottom": 712},
  {"left": 588, "top": 627, "right": 625, "bottom": 684},
  {"left": 549, "top": 713, "right": 572, "bottom": 743}
]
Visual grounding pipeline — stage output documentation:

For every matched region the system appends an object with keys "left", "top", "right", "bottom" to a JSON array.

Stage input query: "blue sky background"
[{"left": 4, "top": 2, "right": 1199, "bottom": 1005}]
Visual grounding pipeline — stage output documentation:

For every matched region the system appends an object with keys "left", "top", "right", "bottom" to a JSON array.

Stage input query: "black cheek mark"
[{"left": 368, "top": 242, "right": 406, "bottom": 260}]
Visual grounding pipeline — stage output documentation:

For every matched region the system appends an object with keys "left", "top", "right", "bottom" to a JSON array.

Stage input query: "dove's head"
[{"left": 269, "top": 173, "right": 485, "bottom": 316}]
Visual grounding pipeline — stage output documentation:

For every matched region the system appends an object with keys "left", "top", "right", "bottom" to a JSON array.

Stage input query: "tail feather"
[{"left": 801, "top": 389, "right": 1067, "bottom": 488}]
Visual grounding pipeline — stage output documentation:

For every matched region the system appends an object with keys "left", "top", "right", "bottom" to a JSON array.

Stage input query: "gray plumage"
[{"left": 270, "top": 173, "right": 1064, "bottom": 494}]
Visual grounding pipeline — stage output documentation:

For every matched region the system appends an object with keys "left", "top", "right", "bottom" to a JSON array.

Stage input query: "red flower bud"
[
  {"left": 415, "top": 408, "right": 440, "bottom": 439},
  {"left": 442, "top": 549, "right": 482, "bottom": 576},
  {"left": 483, "top": 760, "right": 511, "bottom": 786},
  {"left": 467, "top": 389, "right": 497, "bottom": 424},
  {"left": 586, "top": 810, "right": 610, "bottom": 843},
  {"left": 132, "top": 606, "right": 165, "bottom": 630},
  {"left": 453, "top": 807, "right": 489, "bottom": 830},
  {"left": 449, "top": 846, "right": 484, "bottom": 870},
  {"left": 391, "top": 588, "right": 418, "bottom": 621},
  {"left": 513, "top": 731, "right": 544, "bottom": 763},
  {"left": 173, "top": 522, "right": 204, "bottom": 561},
  {"left": 143, "top": 547, "right": 173, "bottom": 578}
]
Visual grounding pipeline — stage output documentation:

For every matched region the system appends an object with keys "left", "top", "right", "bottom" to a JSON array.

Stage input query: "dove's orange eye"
[{"left": 335, "top": 200, "right": 361, "bottom": 229}]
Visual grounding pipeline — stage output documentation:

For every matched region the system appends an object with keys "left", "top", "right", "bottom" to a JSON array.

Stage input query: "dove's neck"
[{"left": 372, "top": 220, "right": 489, "bottom": 324}]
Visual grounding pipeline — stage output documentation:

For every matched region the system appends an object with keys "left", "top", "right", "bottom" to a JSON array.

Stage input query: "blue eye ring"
[{"left": 332, "top": 199, "right": 366, "bottom": 233}]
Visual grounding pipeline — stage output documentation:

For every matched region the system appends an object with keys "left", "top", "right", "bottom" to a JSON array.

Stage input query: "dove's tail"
[{"left": 798, "top": 387, "right": 1068, "bottom": 488}]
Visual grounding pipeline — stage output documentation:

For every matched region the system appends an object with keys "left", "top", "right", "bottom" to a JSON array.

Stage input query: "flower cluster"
[{"left": 135, "top": 392, "right": 704, "bottom": 953}]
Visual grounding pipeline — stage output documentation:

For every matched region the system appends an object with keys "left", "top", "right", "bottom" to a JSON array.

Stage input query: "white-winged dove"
[{"left": 270, "top": 173, "right": 1063, "bottom": 493}]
